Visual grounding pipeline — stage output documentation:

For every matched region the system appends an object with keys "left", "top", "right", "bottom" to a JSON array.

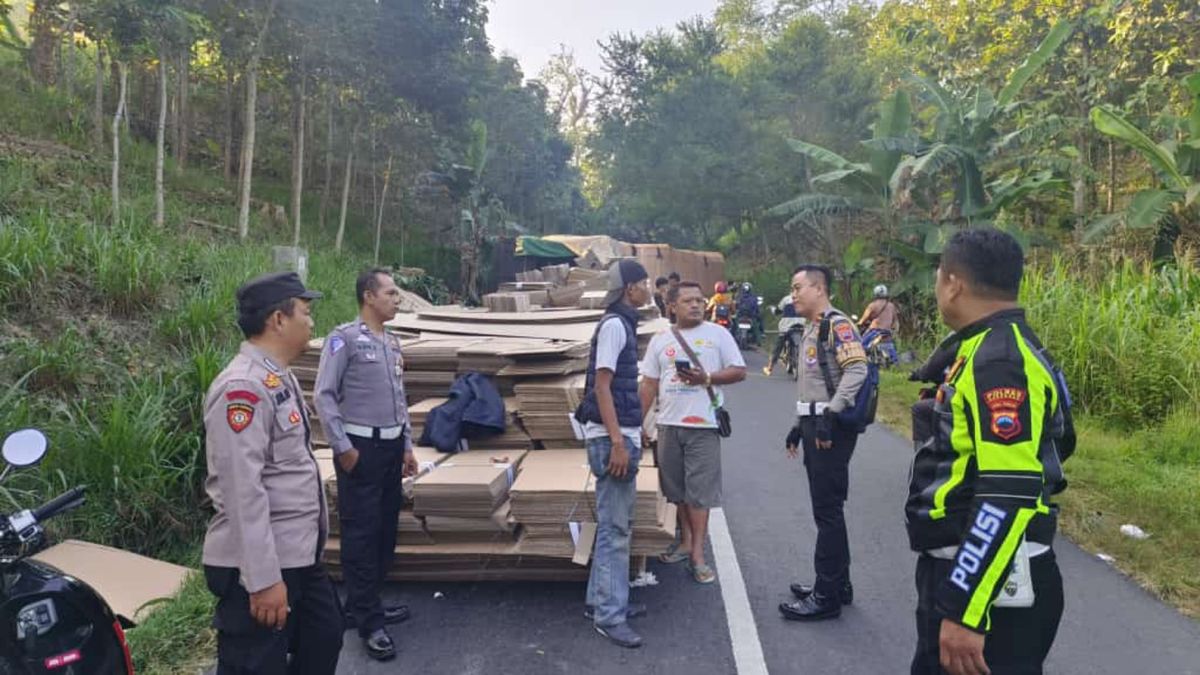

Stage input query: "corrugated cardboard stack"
[{"left": 298, "top": 302, "right": 673, "bottom": 582}]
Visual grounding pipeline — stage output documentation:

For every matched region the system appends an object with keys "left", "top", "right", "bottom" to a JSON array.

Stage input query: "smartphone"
[{"left": 674, "top": 359, "right": 692, "bottom": 373}]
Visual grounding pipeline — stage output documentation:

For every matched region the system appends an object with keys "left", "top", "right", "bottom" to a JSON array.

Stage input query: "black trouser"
[
  {"left": 799, "top": 417, "right": 858, "bottom": 597},
  {"left": 335, "top": 432, "right": 405, "bottom": 637},
  {"left": 911, "top": 550, "right": 1064, "bottom": 674},
  {"left": 204, "top": 564, "right": 343, "bottom": 675}
]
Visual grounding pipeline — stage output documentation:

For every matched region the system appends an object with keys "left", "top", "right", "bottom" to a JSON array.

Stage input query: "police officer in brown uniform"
[
  {"left": 780, "top": 264, "right": 869, "bottom": 622},
  {"left": 202, "top": 271, "right": 343, "bottom": 675},
  {"left": 314, "top": 268, "right": 418, "bottom": 662}
]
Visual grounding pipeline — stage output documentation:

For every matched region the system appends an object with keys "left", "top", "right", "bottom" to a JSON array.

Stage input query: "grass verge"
[
  {"left": 125, "top": 567, "right": 216, "bottom": 675},
  {"left": 876, "top": 370, "right": 1200, "bottom": 618}
]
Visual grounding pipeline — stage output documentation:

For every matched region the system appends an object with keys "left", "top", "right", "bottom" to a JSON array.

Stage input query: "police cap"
[{"left": 236, "top": 271, "right": 322, "bottom": 315}]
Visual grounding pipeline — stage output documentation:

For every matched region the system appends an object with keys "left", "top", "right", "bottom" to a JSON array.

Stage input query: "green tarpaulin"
[{"left": 515, "top": 236, "right": 576, "bottom": 259}]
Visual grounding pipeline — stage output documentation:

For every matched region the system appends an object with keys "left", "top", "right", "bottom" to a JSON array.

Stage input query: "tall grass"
[{"left": 1024, "top": 255, "right": 1200, "bottom": 427}]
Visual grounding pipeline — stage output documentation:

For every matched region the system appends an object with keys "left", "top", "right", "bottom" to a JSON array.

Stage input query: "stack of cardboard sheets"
[
  {"left": 513, "top": 375, "right": 587, "bottom": 443},
  {"left": 301, "top": 298, "right": 677, "bottom": 582}
]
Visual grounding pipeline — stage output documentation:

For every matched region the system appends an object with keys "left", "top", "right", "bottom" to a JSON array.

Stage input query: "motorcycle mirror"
[{"left": 2, "top": 429, "right": 48, "bottom": 468}]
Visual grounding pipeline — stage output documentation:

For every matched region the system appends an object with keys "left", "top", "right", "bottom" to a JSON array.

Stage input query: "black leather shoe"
[
  {"left": 779, "top": 593, "right": 842, "bottom": 621},
  {"left": 364, "top": 628, "right": 397, "bottom": 662},
  {"left": 345, "top": 605, "right": 411, "bottom": 629},
  {"left": 790, "top": 581, "right": 853, "bottom": 605}
]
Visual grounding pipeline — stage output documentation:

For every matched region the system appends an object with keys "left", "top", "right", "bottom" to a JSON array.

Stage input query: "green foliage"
[
  {"left": 125, "top": 570, "right": 217, "bottom": 675},
  {"left": 1023, "top": 255, "right": 1200, "bottom": 427}
]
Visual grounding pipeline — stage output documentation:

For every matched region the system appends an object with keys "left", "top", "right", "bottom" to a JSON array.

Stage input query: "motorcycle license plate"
[{"left": 739, "top": 323, "right": 751, "bottom": 330}]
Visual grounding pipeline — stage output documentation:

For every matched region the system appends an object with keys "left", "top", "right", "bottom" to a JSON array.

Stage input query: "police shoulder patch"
[
  {"left": 226, "top": 403, "right": 254, "bottom": 433},
  {"left": 983, "top": 387, "right": 1027, "bottom": 441},
  {"left": 833, "top": 320, "right": 857, "bottom": 344},
  {"left": 329, "top": 335, "right": 345, "bottom": 354}
]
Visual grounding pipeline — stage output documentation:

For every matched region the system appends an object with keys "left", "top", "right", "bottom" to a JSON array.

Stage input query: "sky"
[{"left": 486, "top": 0, "right": 725, "bottom": 79}]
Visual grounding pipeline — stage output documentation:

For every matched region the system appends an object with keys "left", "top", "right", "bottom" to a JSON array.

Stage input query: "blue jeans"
[{"left": 585, "top": 434, "right": 641, "bottom": 628}]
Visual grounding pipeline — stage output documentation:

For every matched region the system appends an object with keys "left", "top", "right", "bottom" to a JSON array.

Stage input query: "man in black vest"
[{"left": 575, "top": 259, "right": 651, "bottom": 649}]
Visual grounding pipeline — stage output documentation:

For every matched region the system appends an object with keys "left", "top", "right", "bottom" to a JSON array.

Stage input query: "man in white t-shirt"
[{"left": 639, "top": 281, "right": 746, "bottom": 584}]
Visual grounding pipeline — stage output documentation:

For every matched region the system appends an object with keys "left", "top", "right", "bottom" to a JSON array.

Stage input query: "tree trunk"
[
  {"left": 155, "top": 46, "right": 167, "bottom": 228},
  {"left": 290, "top": 71, "right": 307, "bottom": 247},
  {"left": 1107, "top": 139, "right": 1116, "bottom": 213},
  {"left": 92, "top": 45, "right": 105, "bottom": 152},
  {"left": 374, "top": 153, "right": 393, "bottom": 264},
  {"left": 237, "top": 60, "right": 260, "bottom": 239},
  {"left": 177, "top": 48, "right": 190, "bottom": 171},
  {"left": 110, "top": 59, "right": 127, "bottom": 226},
  {"left": 335, "top": 125, "right": 357, "bottom": 252},
  {"left": 223, "top": 64, "right": 235, "bottom": 182},
  {"left": 234, "top": 0, "right": 278, "bottom": 233},
  {"left": 319, "top": 88, "right": 334, "bottom": 229},
  {"left": 28, "top": 0, "right": 57, "bottom": 86},
  {"left": 169, "top": 55, "right": 179, "bottom": 161}
]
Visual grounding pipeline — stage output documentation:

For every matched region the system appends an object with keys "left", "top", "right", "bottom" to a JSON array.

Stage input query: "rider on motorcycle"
[
  {"left": 708, "top": 281, "right": 734, "bottom": 326},
  {"left": 735, "top": 282, "right": 763, "bottom": 345},
  {"left": 858, "top": 284, "right": 899, "bottom": 365},
  {"left": 763, "top": 294, "right": 805, "bottom": 376}
]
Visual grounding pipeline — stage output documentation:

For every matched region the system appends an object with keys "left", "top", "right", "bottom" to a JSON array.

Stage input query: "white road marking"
[{"left": 710, "top": 507, "right": 770, "bottom": 675}]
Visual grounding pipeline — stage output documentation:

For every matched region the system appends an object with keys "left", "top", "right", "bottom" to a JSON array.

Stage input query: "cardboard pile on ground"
[
  {"left": 307, "top": 289, "right": 680, "bottom": 581},
  {"left": 323, "top": 538, "right": 590, "bottom": 583},
  {"left": 412, "top": 464, "right": 514, "bottom": 518},
  {"left": 483, "top": 292, "right": 532, "bottom": 313}
]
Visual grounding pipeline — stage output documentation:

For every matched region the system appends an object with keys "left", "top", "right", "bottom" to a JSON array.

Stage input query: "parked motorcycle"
[
  {"left": 0, "top": 429, "right": 135, "bottom": 675},
  {"left": 776, "top": 316, "right": 805, "bottom": 380}
]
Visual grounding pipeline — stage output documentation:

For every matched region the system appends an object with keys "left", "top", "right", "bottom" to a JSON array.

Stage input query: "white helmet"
[{"left": 873, "top": 284, "right": 889, "bottom": 299}]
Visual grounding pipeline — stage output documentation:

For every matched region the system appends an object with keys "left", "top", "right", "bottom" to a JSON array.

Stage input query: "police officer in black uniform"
[
  {"left": 907, "top": 229, "right": 1074, "bottom": 675},
  {"left": 314, "top": 268, "right": 419, "bottom": 662}
]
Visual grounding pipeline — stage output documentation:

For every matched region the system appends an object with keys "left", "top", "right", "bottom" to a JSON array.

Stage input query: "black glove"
[
  {"left": 785, "top": 423, "right": 802, "bottom": 449},
  {"left": 816, "top": 409, "right": 835, "bottom": 444}
]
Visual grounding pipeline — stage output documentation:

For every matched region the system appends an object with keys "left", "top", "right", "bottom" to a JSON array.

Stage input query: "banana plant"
[
  {"left": 898, "top": 18, "right": 1076, "bottom": 221},
  {"left": 767, "top": 88, "right": 913, "bottom": 236},
  {"left": 1086, "top": 72, "right": 1200, "bottom": 245}
]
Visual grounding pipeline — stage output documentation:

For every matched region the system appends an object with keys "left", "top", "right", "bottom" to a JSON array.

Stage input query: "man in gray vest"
[
  {"left": 574, "top": 260, "right": 652, "bottom": 648},
  {"left": 314, "top": 268, "right": 418, "bottom": 662},
  {"left": 780, "top": 264, "right": 868, "bottom": 622}
]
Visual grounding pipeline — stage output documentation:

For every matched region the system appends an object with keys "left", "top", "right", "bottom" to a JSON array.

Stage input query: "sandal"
[
  {"left": 688, "top": 561, "right": 717, "bottom": 585},
  {"left": 658, "top": 542, "right": 689, "bottom": 564}
]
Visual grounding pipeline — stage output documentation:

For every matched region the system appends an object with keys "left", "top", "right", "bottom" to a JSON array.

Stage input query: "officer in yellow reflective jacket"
[{"left": 907, "top": 228, "right": 1075, "bottom": 675}]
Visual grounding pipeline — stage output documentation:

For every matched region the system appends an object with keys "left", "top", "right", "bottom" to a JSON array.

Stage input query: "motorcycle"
[
  {"left": 734, "top": 295, "right": 764, "bottom": 349},
  {"left": 776, "top": 316, "right": 805, "bottom": 380},
  {"left": 861, "top": 327, "right": 899, "bottom": 368},
  {"left": 713, "top": 303, "right": 734, "bottom": 334},
  {"left": 0, "top": 429, "right": 135, "bottom": 674}
]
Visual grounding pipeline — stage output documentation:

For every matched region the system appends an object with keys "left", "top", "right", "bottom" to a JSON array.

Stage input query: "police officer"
[
  {"left": 907, "top": 229, "right": 1073, "bottom": 675},
  {"left": 202, "top": 271, "right": 343, "bottom": 675},
  {"left": 314, "top": 268, "right": 418, "bottom": 662},
  {"left": 779, "top": 264, "right": 868, "bottom": 622}
]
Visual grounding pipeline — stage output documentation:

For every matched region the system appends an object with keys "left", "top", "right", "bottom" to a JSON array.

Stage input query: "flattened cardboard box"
[{"left": 33, "top": 540, "right": 191, "bottom": 625}]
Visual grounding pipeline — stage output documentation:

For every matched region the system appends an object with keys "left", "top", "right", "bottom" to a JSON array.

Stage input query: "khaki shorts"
[{"left": 657, "top": 425, "right": 722, "bottom": 508}]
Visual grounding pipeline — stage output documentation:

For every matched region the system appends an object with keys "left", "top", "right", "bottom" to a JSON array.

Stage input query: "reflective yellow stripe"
[
  {"left": 932, "top": 332, "right": 986, "bottom": 515},
  {"left": 963, "top": 508, "right": 1035, "bottom": 630}
]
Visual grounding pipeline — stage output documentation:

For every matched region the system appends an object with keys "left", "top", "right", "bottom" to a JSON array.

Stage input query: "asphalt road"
[{"left": 333, "top": 349, "right": 1200, "bottom": 674}]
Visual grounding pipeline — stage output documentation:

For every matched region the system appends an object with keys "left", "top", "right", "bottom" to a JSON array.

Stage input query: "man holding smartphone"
[{"left": 640, "top": 281, "right": 746, "bottom": 584}]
